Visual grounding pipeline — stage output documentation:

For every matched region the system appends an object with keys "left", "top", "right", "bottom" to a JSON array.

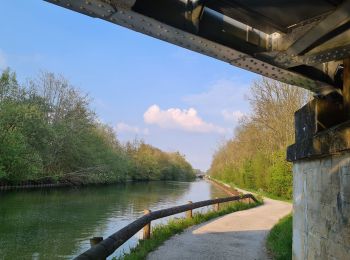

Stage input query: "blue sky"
[{"left": 0, "top": 1, "right": 258, "bottom": 170}]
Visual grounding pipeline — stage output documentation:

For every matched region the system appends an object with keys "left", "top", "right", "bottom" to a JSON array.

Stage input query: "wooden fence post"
[
  {"left": 143, "top": 209, "right": 151, "bottom": 239},
  {"left": 186, "top": 201, "right": 193, "bottom": 219},
  {"left": 214, "top": 197, "right": 220, "bottom": 211},
  {"left": 90, "top": 236, "right": 103, "bottom": 247},
  {"left": 90, "top": 237, "right": 105, "bottom": 260}
]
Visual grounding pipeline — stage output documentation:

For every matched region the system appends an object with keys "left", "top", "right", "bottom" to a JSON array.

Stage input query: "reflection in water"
[{"left": 0, "top": 180, "right": 228, "bottom": 259}]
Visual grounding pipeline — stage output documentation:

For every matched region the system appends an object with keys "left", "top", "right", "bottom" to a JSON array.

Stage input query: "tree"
[
  {"left": 209, "top": 77, "right": 310, "bottom": 199},
  {"left": 0, "top": 69, "right": 195, "bottom": 184}
]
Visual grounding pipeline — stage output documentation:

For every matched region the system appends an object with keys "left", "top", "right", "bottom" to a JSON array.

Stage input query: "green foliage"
[
  {"left": 209, "top": 78, "right": 309, "bottom": 199},
  {"left": 267, "top": 151, "right": 293, "bottom": 198},
  {"left": 0, "top": 69, "right": 195, "bottom": 184},
  {"left": 267, "top": 214, "right": 293, "bottom": 260},
  {"left": 125, "top": 140, "right": 194, "bottom": 182},
  {"left": 119, "top": 201, "right": 262, "bottom": 260}
]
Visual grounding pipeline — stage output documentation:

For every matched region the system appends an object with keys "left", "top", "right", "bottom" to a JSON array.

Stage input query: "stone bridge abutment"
[{"left": 287, "top": 59, "right": 350, "bottom": 259}]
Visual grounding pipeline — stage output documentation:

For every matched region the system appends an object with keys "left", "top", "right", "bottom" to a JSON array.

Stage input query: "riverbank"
[
  {"left": 0, "top": 176, "right": 200, "bottom": 192},
  {"left": 0, "top": 70, "right": 196, "bottom": 188},
  {"left": 205, "top": 177, "right": 239, "bottom": 195},
  {"left": 0, "top": 182, "right": 68, "bottom": 191},
  {"left": 0, "top": 180, "right": 230, "bottom": 259},
  {"left": 207, "top": 176, "right": 290, "bottom": 202},
  {"left": 120, "top": 201, "right": 262, "bottom": 260}
]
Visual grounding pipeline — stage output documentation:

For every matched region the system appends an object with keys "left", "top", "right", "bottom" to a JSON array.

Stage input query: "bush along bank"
[
  {"left": 209, "top": 77, "right": 311, "bottom": 200},
  {"left": 0, "top": 69, "right": 195, "bottom": 187}
]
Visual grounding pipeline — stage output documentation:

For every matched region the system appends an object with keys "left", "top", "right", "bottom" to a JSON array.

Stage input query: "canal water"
[{"left": 0, "top": 180, "right": 228, "bottom": 259}]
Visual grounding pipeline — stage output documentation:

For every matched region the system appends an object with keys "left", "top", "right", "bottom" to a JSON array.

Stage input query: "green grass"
[
  {"left": 267, "top": 214, "right": 293, "bottom": 260},
  {"left": 210, "top": 177, "right": 292, "bottom": 202},
  {"left": 118, "top": 200, "right": 263, "bottom": 260}
]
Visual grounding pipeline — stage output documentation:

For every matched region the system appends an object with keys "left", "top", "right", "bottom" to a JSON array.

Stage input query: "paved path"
[{"left": 147, "top": 197, "right": 292, "bottom": 260}]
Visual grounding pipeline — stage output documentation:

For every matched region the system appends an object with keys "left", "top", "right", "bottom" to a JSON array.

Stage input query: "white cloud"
[
  {"left": 143, "top": 104, "right": 228, "bottom": 134},
  {"left": 0, "top": 49, "right": 7, "bottom": 70},
  {"left": 222, "top": 110, "right": 245, "bottom": 122},
  {"left": 183, "top": 79, "right": 249, "bottom": 109},
  {"left": 115, "top": 122, "right": 149, "bottom": 135}
]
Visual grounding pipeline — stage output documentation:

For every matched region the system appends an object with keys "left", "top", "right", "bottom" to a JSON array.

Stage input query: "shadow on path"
[{"left": 148, "top": 198, "right": 292, "bottom": 260}]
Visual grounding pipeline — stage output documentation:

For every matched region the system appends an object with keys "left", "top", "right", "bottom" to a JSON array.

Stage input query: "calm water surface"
[{"left": 0, "top": 180, "right": 228, "bottom": 259}]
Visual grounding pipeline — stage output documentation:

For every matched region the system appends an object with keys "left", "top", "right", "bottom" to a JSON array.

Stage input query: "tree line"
[
  {"left": 209, "top": 78, "right": 310, "bottom": 199},
  {"left": 0, "top": 69, "right": 195, "bottom": 185}
]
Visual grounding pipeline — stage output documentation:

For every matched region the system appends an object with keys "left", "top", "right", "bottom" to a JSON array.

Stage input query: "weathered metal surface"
[
  {"left": 44, "top": 0, "right": 350, "bottom": 96},
  {"left": 287, "top": 0, "right": 350, "bottom": 55},
  {"left": 288, "top": 57, "right": 350, "bottom": 161},
  {"left": 74, "top": 193, "right": 257, "bottom": 260},
  {"left": 343, "top": 58, "right": 350, "bottom": 117},
  {"left": 287, "top": 120, "right": 350, "bottom": 161}
]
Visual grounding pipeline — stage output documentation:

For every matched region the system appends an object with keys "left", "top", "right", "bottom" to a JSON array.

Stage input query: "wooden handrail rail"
[{"left": 75, "top": 193, "right": 258, "bottom": 260}]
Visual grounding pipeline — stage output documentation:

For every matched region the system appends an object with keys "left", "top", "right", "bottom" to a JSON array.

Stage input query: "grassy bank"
[
  {"left": 119, "top": 201, "right": 262, "bottom": 260},
  {"left": 209, "top": 177, "right": 290, "bottom": 202},
  {"left": 267, "top": 214, "right": 293, "bottom": 260}
]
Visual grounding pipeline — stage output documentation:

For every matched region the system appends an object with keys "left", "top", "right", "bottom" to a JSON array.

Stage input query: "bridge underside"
[
  {"left": 46, "top": 0, "right": 350, "bottom": 96},
  {"left": 45, "top": 1, "right": 350, "bottom": 259}
]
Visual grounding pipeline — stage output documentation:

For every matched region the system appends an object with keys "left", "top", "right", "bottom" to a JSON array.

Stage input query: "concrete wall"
[{"left": 293, "top": 153, "right": 350, "bottom": 259}]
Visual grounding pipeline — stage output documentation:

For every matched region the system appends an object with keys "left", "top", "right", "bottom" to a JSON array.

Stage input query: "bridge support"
[{"left": 287, "top": 59, "right": 350, "bottom": 259}]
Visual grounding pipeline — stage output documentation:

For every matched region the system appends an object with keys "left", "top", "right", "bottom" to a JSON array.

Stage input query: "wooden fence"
[{"left": 75, "top": 193, "right": 258, "bottom": 260}]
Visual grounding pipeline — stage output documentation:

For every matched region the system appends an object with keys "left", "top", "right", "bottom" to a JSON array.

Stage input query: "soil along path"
[{"left": 147, "top": 197, "right": 292, "bottom": 260}]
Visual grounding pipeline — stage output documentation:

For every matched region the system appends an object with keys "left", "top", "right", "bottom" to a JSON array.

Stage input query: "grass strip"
[
  {"left": 209, "top": 177, "right": 291, "bottom": 202},
  {"left": 267, "top": 214, "right": 293, "bottom": 260},
  {"left": 118, "top": 200, "right": 262, "bottom": 260}
]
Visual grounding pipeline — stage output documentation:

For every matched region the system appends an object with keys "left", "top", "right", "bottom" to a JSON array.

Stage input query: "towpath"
[{"left": 147, "top": 194, "right": 292, "bottom": 260}]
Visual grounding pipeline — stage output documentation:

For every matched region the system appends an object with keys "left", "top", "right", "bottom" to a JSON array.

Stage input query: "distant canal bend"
[{"left": 0, "top": 180, "right": 229, "bottom": 259}]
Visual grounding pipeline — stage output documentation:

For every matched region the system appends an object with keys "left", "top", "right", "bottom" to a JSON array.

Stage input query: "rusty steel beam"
[
  {"left": 43, "top": 0, "right": 345, "bottom": 96},
  {"left": 287, "top": 0, "right": 350, "bottom": 56}
]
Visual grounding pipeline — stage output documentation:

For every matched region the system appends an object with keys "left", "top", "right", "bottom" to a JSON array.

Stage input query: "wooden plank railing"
[{"left": 75, "top": 193, "right": 258, "bottom": 260}]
